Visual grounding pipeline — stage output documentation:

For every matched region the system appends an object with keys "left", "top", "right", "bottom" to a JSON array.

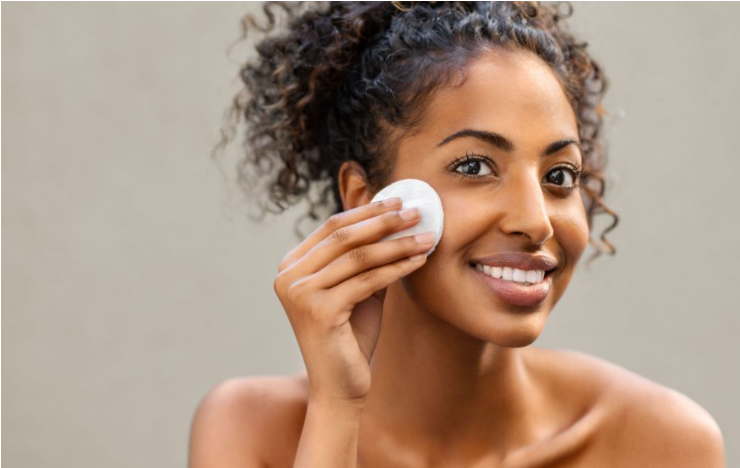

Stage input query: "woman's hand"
[{"left": 273, "top": 198, "right": 435, "bottom": 404}]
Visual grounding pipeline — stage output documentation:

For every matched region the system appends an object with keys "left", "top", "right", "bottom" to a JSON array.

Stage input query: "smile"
[
  {"left": 472, "top": 263, "right": 545, "bottom": 285},
  {"left": 469, "top": 263, "right": 553, "bottom": 307}
]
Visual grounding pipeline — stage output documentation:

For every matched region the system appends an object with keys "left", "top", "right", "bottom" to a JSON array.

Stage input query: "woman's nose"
[{"left": 496, "top": 169, "right": 554, "bottom": 246}]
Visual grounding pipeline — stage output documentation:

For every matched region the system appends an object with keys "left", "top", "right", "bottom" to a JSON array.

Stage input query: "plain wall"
[{"left": 2, "top": 2, "right": 738, "bottom": 467}]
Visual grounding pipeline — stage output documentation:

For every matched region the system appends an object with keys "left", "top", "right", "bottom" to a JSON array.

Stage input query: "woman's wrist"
[
  {"left": 307, "top": 393, "right": 367, "bottom": 414},
  {"left": 292, "top": 393, "right": 365, "bottom": 468}
]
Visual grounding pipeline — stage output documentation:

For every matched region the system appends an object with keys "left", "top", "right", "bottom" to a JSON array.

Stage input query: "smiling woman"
[
  {"left": 216, "top": 1, "right": 617, "bottom": 260},
  {"left": 191, "top": 2, "right": 726, "bottom": 467}
]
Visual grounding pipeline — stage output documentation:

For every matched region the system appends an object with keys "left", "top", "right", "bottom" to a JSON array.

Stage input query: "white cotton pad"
[{"left": 370, "top": 178, "right": 444, "bottom": 256}]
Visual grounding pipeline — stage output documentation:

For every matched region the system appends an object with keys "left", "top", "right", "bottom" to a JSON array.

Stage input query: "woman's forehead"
[{"left": 415, "top": 50, "right": 579, "bottom": 147}]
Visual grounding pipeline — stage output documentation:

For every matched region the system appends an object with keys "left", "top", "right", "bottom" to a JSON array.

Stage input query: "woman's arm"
[
  {"left": 652, "top": 389, "right": 726, "bottom": 468},
  {"left": 292, "top": 396, "right": 365, "bottom": 468},
  {"left": 603, "top": 381, "right": 726, "bottom": 468},
  {"left": 188, "top": 379, "right": 270, "bottom": 468},
  {"left": 188, "top": 378, "right": 366, "bottom": 468}
]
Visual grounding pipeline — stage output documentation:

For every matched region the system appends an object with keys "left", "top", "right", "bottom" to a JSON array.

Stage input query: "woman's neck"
[{"left": 360, "top": 282, "right": 547, "bottom": 461}]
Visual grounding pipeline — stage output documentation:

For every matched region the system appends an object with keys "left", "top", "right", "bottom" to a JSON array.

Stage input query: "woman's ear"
[{"left": 338, "top": 161, "right": 374, "bottom": 212}]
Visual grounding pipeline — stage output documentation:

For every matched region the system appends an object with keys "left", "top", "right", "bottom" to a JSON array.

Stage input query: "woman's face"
[{"left": 389, "top": 48, "right": 590, "bottom": 347}]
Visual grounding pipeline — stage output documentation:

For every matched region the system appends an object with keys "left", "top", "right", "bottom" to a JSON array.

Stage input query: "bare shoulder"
[
  {"left": 188, "top": 372, "right": 309, "bottom": 468},
  {"left": 531, "top": 347, "right": 726, "bottom": 467}
]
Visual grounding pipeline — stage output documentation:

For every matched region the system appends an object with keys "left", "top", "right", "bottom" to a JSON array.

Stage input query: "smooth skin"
[{"left": 189, "top": 48, "right": 726, "bottom": 467}]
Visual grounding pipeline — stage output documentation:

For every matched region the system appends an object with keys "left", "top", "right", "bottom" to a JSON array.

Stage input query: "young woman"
[{"left": 189, "top": 2, "right": 725, "bottom": 467}]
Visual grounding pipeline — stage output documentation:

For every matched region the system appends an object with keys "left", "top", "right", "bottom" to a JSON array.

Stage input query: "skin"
[
  {"left": 343, "top": 48, "right": 590, "bottom": 464},
  {"left": 189, "top": 48, "right": 726, "bottom": 468}
]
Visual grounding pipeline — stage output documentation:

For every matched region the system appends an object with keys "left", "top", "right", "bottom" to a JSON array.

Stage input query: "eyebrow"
[{"left": 436, "top": 128, "right": 582, "bottom": 159}]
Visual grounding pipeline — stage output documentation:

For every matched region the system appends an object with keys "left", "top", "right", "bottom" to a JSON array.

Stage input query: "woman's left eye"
[{"left": 544, "top": 166, "right": 579, "bottom": 187}]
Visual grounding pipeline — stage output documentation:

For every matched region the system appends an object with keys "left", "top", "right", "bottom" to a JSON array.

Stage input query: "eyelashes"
[
  {"left": 448, "top": 152, "right": 588, "bottom": 192},
  {"left": 448, "top": 152, "right": 497, "bottom": 179}
]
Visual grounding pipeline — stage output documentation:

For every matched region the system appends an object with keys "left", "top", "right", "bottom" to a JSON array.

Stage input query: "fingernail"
[
  {"left": 414, "top": 232, "right": 435, "bottom": 244},
  {"left": 382, "top": 197, "right": 402, "bottom": 207},
  {"left": 399, "top": 208, "right": 419, "bottom": 220}
]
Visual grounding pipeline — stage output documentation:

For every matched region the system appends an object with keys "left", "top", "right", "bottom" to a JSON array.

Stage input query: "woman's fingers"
[
  {"left": 328, "top": 253, "right": 429, "bottom": 314},
  {"left": 286, "top": 205, "right": 422, "bottom": 277},
  {"left": 277, "top": 197, "right": 402, "bottom": 273},
  {"left": 312, "top": 232, "right": 435, "bottom": 290}
]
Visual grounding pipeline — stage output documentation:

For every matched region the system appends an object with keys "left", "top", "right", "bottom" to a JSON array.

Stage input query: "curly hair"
[{"left": 214, "top": 1, "right": 619, "bottom": 263}]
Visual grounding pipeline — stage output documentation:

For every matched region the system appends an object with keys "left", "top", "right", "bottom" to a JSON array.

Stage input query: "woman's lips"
[{"left": 470, "top": 264, "right": 551, "bottom": 307}]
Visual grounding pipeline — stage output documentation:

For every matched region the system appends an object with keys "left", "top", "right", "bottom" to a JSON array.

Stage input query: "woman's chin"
[
  {"left": 489, "top": 326, "right": 544, "bottom": 348},
  {"left": 464, "top": 311, "right": 548, "bottom": 347}
]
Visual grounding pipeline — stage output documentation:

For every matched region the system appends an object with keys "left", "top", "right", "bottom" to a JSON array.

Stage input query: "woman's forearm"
[{"left": 293, "top": 397, "right": 365, "bottom": 468}]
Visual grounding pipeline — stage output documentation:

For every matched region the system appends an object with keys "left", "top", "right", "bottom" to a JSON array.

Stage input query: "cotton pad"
[{"left": 370, "top": 178, "right": 444, "bottom": 256}]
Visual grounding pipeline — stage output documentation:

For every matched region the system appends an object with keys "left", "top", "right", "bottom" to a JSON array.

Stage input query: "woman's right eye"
[{"left": 450, "top": 155, "right": 496, "bottom": 178}]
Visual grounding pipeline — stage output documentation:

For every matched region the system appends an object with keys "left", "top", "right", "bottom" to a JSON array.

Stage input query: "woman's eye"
[
  {"left": 544, "top": 166, "right": 577, "bottom": 187},
  {"left": 453, "top": 158, "right": 494, "bottom": 177}
]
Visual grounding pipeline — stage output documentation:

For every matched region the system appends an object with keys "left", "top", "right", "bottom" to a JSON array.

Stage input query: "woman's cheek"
[
  {"left": 556, "top": 205, "right": 591, "bottom": 267},
  {"left": 398, "top": 188, "right": 483, "bottom": 304}
]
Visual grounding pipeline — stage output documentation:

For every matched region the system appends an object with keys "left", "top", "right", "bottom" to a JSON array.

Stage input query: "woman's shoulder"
[
  {"left": 189, "top": 372, "right": 309, "bottom": 468},
  {"left": 533, "top": 346, "right": 721, "bottom": 416},
  {"left": 528, "top": 346, "right": 725, "bottom": 467}
]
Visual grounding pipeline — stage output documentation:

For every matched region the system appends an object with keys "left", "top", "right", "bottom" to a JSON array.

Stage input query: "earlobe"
[{"left": 338, "top": 161, "right": 373, "bottom": 212}]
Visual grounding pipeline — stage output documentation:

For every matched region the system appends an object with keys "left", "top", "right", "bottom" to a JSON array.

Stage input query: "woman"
[{"left": 190, "top": 2, "right": 725, "bottom": 467}]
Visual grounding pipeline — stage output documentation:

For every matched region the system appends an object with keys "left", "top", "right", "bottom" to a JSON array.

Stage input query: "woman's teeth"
[{"left": 473, "top": 263, "right": 545, "bottom": 285}]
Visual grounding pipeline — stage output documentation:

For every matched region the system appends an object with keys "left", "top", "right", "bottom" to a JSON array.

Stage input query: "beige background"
[{"left": 2, "top": 2, "right": 738, "bottom": 467}]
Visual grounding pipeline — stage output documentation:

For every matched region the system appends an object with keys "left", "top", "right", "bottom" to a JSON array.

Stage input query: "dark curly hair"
[{"left": 214, "top": 1, "right": 619, "bottom": 263}]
